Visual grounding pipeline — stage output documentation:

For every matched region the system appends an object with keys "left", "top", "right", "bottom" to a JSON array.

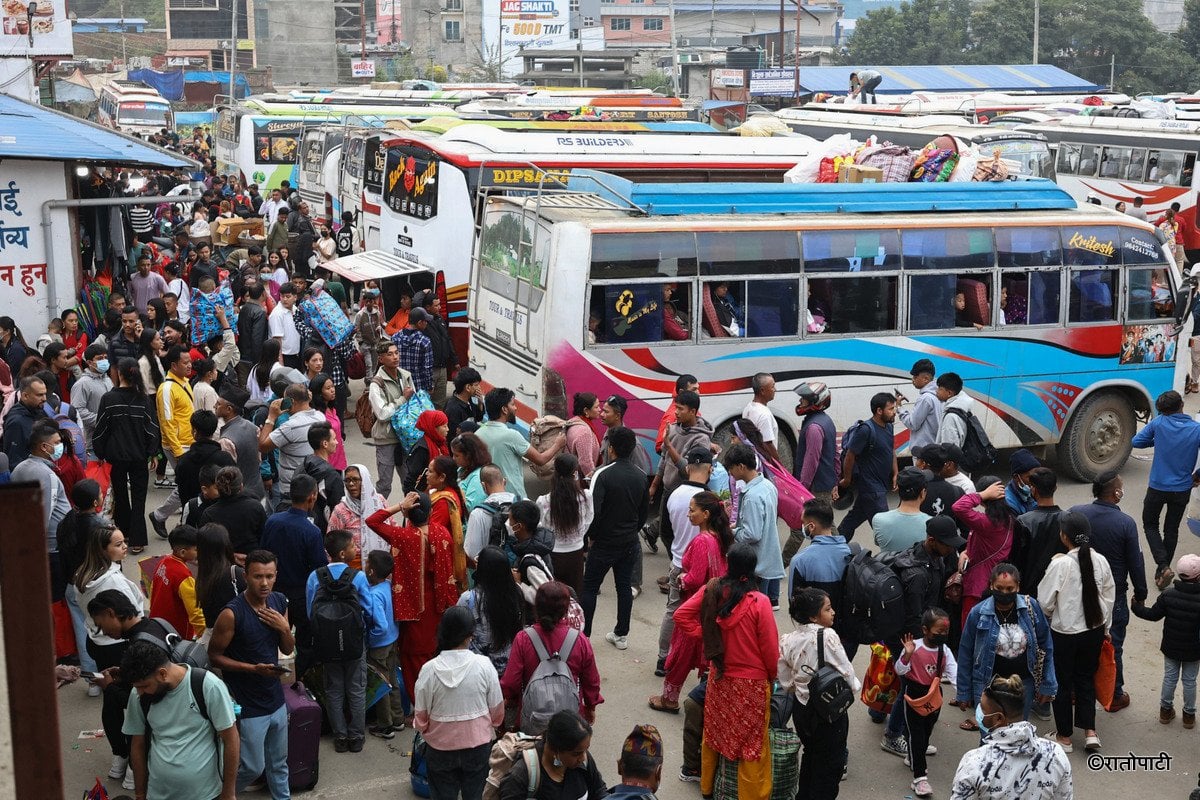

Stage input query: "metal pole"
[
  {"left": 668, "top": 0, "right": 681, "bottom": 96},
  {"left": 792, "top": 0, "right": 801, "bottom": 100},
  {"left": 1110, "top": 53, "right": 1115, "bottom": 90},
  {"left": 229, "top": 0, "right": 237, "bottom": 100},
  {"left": 360, "top": 0, "right": 367, "bottom": 61},
  {"left": 1032, "top": 0, "right": 1039, "bottom": 64},
  {"left": 119, "top": 0, "right": 127, "bottom": 64},
  {"left": 778, "top": 0, "right": 785, "bottom": 67},
  {"left": 709, "top": 0, "right": 716, "bottom": 48}
]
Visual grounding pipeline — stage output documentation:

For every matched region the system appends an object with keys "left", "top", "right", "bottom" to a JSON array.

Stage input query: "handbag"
[
  {"left": 345, "top": 349, "right": 366, "bottom": 380},
  {"left": 902, "top": 647, "right": 944, "bottom": 716},
  {"left": 1094, "top": 636, "right": 1117, "bottom": 710},
  {"left": 1025, "top": 595, "right": 1046, "bottom": 691}
]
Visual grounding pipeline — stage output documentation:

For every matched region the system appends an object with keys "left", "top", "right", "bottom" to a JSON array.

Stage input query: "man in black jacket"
[
  {"left": 1014, "top": 467, "right": 1065, "bottom": 593},
  {"left": 106, "top": 307, "right": 142, "bottom": 365},
  {"left": 581, "top": 426, "right": 649, "bottom": 648},
  {"left": 2, "top": 376, "right": 49, "bottom": 468},
  {"left": 299, "top": 421, "right": 344, "bottom": 532},
  {"left": 161, "top": 410, "right": 234, "bottom": 537},
  {"left": 236, "top": 283, "right": 269, "bottom": 385},
  {"left": 415, "top": 290, "right": 456, "bottom": 406}
]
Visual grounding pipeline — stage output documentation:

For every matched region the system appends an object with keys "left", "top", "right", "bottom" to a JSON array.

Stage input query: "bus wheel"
[{"left": 1058, "top": 391, "right": 1134, "bottom": 483}]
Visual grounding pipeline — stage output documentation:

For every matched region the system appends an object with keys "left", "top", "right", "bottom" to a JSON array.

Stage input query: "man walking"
[
  {"left": 896, "top": 359, "right": 941, "bottom": 452},
  {"left": 871, "top": 467, "right": 931, "bottom": 553},
  {"left": 269, "top": 284, "right": 302, "bottom": 371},
  {"left": 477, "top": 387, "right": 562, "bottom": 501},
  {"left": 790, "top": 382, "right": 838, "bottom": 562},
  {"left": 2, "top": 375, "right": 48, "bottom": 467},
  {"left": 258, "top": 384, "right": 326, "bottom": 504},
  {"left": 649, "top": 391, "right": 713, "bottom": 557},
  {"left": 724, "top": 442, "right": 784, "bottom": 608},
  {"left": 741, "top": 372, "right": 780, "bottom": 462},
  {"left": 394, "top": 307, "right": 434, "bottom": 394},
  {"left": 935, "top": 373, "right": 973, "bottom": 450},
  {"left": 837, "top": 392, "right": 898, "bottom": 541},
  {"left": 367, "top": 341, "right": 414, "bottom": 500},
  {"left": 414, "top": 290, "right": 455, "bottom": 406},
  {"left": 237, "top": 283, "right": 269, "bottom": 386},
  {"left": 73, "top": 344, "right": 112, "bottom": 463},
  {"left": 208, "top": 549, "right": 295, "bottom": 798},
  {"left": 215, "top": 384, "right": 265, "bottom": 500},
  {"left": 151, "top": 347, "right": 195, "bottom": 537}
]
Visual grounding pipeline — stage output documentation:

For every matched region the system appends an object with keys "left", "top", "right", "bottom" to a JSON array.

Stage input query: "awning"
[{"left": 321, "top": 250, "right": 432, "bottom": 284}]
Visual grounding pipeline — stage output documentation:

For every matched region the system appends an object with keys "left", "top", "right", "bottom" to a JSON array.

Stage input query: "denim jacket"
[{"left": 955, "top": 594, "right": 1058, "bottom": 704}]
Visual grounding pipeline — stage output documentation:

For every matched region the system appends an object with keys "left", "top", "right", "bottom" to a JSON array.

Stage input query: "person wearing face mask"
[
  {"left": 1003, "top": 449, "right": 1040, "bottom": 515},
  {"left": 894, "top": 607, "right": 957, "bottom": 799},
  {"left": 953, "top": 563, "right": 1057, "bottom": 731},
  {"left": 12, "top": 419, "right": 71, "bottom": 537},
  {"left": 950, "top": 675, "right": 1073, "bottom": 799},
  {"left": 787, "top": 498, "right": 855, "bottom": 659},
  {"left": 72, "top": 344, "right": 113, "bottom": 463}
]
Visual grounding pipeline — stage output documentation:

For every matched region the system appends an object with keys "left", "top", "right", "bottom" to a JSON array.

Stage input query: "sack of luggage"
[
  {"left": 391, "top": 390, "right": 434, "bottom": 452},
  {"left": 528, "top": 415, "right": 568, "bottom": 478},
  {"left": 298, "top": 290, "right": 353, "bottom": 348}
]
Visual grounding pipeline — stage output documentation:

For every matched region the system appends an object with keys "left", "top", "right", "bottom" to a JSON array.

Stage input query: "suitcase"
[{"left": 284, "top": 681, "right": 321, "bottom": 791}]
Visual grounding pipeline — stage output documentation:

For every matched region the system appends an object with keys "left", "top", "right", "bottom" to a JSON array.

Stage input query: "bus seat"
[
  {"left": 957, "top": 278, "right": 991, "bottom": 326},
  {"left": 701, "top": 284, "right": 729, "bottom": 338}
]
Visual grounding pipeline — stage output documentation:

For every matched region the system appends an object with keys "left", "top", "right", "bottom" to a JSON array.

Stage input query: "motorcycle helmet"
[{"left": 794, "top": 381, "right": 831, "bottom": 414}]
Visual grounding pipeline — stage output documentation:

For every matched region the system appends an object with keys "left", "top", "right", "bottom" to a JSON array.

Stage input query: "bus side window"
[
  {"left": 745, "top": 279, "right": 799, "bottom": 338},
  {"left": 1056, "top": 143, "right": 1081, "bottom": 175},
  {"left": 1068, "top": 269, "right": 1117, "bottom": 322},
  {"left": 1125, "top": 148, "right": 1147, "bottom": 181},
  {"left": 1127, "top": 268, "right": 1174, "bottom": 320},
  {"left": 588, "top": 282, "right": 691, "bottom": 345},
  {"left": 702, "top": 281, "right": 743, "bottom": 338},
  {"left": 1076, "top": 145, "right": 1100, "bottom": 177},
  {"left": 1181, "top": 153, "right": 1196, "bottom": 188},
  {"left": 807, "top": 276, "right": 897, "bottom": 334}
]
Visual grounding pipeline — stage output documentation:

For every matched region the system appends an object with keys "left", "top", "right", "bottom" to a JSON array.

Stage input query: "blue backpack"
[{"left": 391, "top": 390, "right": 434, "bottom": 452}]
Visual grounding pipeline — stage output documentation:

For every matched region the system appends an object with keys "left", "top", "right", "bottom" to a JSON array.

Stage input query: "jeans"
[
  {"left": 1161, "top": 657, "right": 1199, "bottom": 714},
  {"left": 682, "top": 695, "right": 704, "bottom": 774},
  {"left": 325, "top": 653, "right": 367, "bottom": 740},
  {"left": 837, "top": 489, "right": 888, "bottom": 541},
  {"left": 425, "top": 741, "right": 491, "bottom": 800},
  {"left": 1142, "top": 487, "right": 1189, "bottom": 570},
  {"left": 1050, "top": 626, "right": 1104, "bottom": 735},
  {"left": 238, "top": 704, "right": 290, "bottom": 799},
  {"left": 1111, "top": 595, "right": 1130, "bottom": 698},
  {"left": 88, "top": 638, "right": 131, "bottom": 758},
  {"left": 374, "top": 440, "right": 405, "bottom": 501},
  {"left": 580, "top": 540, "right": 639, "bottom": 637},
  {"left": 65, "top": 584, "right": 98, "bottom": 673},
  {"left": 657, "top": 564, "right": 683, "bottom": 660},
  {"left": 884, "top": 692, "right": 908, "bottom": 739},
  {"left": 758, "top": 577, "right": 780, "bottom": 607},
  {"left": 110, "top": 459, "right": 149, "bottom": 548},
  {"left": 860, "top": 75, "right": 882, "bottom": 103}
]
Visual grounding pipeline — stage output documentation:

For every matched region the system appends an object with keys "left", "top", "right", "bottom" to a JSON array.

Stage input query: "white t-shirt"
[
  {"left": 268, "top": 303, "right": 300, "bottom": 355},
  {"left": 535, "top": 491, "right": 593, "bottom": 553},
  {"left": 742, "top": 400, "right": 778, "bottom": 444},
  {"left": 667, "top": 481, "right": 706, "bottom": 568}
]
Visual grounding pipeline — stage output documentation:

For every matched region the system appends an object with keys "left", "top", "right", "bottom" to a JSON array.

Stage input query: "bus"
[
  {"left": 97, "top": 80, "right": 174, "bottom": 138},
  {"left": 339, "top": 129, "right": 396, "bottom": 254},
  {"left": 469, "top": 175, "right": 1182, "bottom": 481},
  {"left": 298, "top": 125, "right": 348, "bottom": 228},
  {"left": 1013, "top": 115, "right": 1200, "bottom": 221},
  {"left": 378, "top": 125, "right": 818, "bottom": 361},
  {"left": 772, "top": 108, "right": 1055, "bottom": 178},
  {"left": 455, "top": 99, "right": 703, "bottom": 122},
  {"left": 214, "top": 102, "right": 454, "bottom": 190},
  {"left": 410, "top": 117, "right": 719, "bottom": 135}
]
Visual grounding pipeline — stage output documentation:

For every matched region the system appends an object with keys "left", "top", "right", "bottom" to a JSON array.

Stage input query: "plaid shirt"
[
  {"left": 393, "top": 327, "right": 433, "bottom": 392},
  {"left": 294, "top": 315, "right": 355, "bottom": 388}
]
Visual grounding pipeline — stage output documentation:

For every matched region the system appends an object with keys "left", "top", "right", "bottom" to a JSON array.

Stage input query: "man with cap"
[
  {"left": 871, "top": 466, "right": 932, "bottom": 553},
  {"left": 393, "top": 307, "right": 434, "bottom": 394},
  {"left": 787, "top": 381, "right": 837, "bottom": 564},
  {"left": 354, "top": 286, "right": 386, "bottom": 380},
  {"left": 610, "top": 724, "right": 664, "bottom": 799},
  {"left": 939, "top": 444, "right": 975, "bottom": 495},
  {"left": 896, "top": 359, "right": 942, "bottom": 451},
  {"left": 1004, "top": 448, "right": 1041, "bottom": 515},
  {"left": 914, "top": 445, "right": 964, "bottom": 522},
  {"left": 216, "top": 384, "right": 265, "bottom": 500}
]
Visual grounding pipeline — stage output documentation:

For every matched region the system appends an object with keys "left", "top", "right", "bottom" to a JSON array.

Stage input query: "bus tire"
[{"left": 1058, "top": 390, "right": 1135, "bottom": 483}]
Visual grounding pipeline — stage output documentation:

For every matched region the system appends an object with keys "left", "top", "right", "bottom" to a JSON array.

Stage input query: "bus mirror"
[{"left": 1176, "top": 290, "right": 1193, "bottom": 325}]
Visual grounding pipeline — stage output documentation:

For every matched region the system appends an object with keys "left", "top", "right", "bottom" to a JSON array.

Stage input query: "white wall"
[{"left": 0, "top": 60, "right": 38, "bottom": 103}]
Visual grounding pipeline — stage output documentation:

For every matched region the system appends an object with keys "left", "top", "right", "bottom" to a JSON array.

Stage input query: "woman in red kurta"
[
  {"left": 366, "top": 491, "right": 459, "bottom": 700},
  {"left": 427, "top": 455, "right": 468, "bottom": 591},
  {"left": 650, "top": 491, "right": 733, "bottom": 711}
]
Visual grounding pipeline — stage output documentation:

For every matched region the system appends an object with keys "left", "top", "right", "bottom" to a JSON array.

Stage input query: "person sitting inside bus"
[
  {"left": 663, "top": 284, "right": 690, "bottom": 341},
  {"left": 708, "top": 282, "right": 741, "bottom": 337},
  {"left": 954, "top": 292, "right": 985, "bottom": 330}
]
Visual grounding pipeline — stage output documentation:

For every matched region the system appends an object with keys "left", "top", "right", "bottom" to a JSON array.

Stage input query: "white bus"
[
  {"left": 97, "top": 80, "right": 174, "bottom": 138},
  {"left": 469, "top": 176, "right": 1182, "bottom": 481},
  {"left": 339, "top": 129, "right": 396, "bottom": 254},
  {"left": 378, "top": 125, "right": 818, "bottom": 363},
  {"left": 297, "top": 125, "right": 348, "bottom": 228}
]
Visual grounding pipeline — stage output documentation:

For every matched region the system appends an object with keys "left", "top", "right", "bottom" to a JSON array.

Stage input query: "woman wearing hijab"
[
  {"left": 367, "top": 491, "right": 459, "bottom": 700},
  {"left": 328, "top": 463, "right": 388, "bottom": 570},
  {"left": 427, "top": 454, "right": 468, "bottom": 590},
  {"left": 403, "top": 409, "right": 450, "bottom": 495}
]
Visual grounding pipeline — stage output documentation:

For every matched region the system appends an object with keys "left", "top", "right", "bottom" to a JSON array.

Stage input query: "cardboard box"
[
  {"left": 839, "top": 165, "right": 884, "bottom": 184},
  {"left": 213, "top": 217, "right": 265, "bottom": 246}
]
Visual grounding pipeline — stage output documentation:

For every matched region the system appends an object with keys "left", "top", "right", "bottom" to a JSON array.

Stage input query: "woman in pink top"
[
  {"left": 564, "top": 392, "right": 601, "bottom": 477},
  {"left": 414, "top": 606, "right": 505, "bottom": 799},
  {"left": 650, "top": 491, "right": 733, "bottom": 712},
  {"left": 951, "top": 478, "right": 1015, "bottom": 625},
  {"left": 501, "top": 581, "right": 603, "bottom": 728},
  {"left": 309, "top": 373, "right": 347, "bottom": 470}
]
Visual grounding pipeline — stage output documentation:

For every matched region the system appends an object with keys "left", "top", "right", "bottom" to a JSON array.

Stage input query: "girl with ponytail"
[{"left": 1037, "top": 510, "right": 1116, "bottom": 753}]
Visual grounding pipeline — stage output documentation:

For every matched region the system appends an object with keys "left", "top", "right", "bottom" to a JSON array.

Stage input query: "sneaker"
[
  {"left": 912, "top": 777, "right": 933, "bottom": 798},
  {"left": 390, "top": 721, "right": 408, "bottom": 733},
  {"left": 149, "top": 512, "right": 169, "bottom": 539},
  {"left": 369, "top": 724, "right": 395, "bottom": 739},
  {"left": 772, "top": 604, "right": 781, "bottom": 611},
  {"left": 841, "top": 763, "right": 847, "bottom": 782},
  {"left": 606, "top": 631, "right": 629, "bottom": 650},
  {"left": 1161, "top": 706, "right": 1177, "bottom": 724},
  {"left": 122, "top": 767, "right": 135, "bottom": 791},
  {"left": 108, "top": 755, "right": 128, "bottom": 780},
  {"left": 1183, "top": 712, "right": 1195, "bottom": 729},
  {"left": 926, "top": 744, "right": 937, "bottom": 756},
  {"left": 641, "top": 526, "right": 659, "bottom": 554},
  {"left": 679, "top": 766, "right": 701, "bottom": 782},
  {"left": 904, "top": 755, "right": 911, "bottom": 768},
  {"left": 880, "top": 735, "right": 908, "bottom": 757},
  {"left": 243, "top": 779, "right": 267, "bottom": 792},
  {"left": 348, "top": 737, "right": 365, "bottom": 753},
  {"left": 1155, "top": 565, "right": 1175, "bottom": 590},
  {"left": 655, "top": 657, "right": 667, "bottom": 677},
  {"left": 631, "top": 586, "right": 641, "bottom": 599},
  {"left": 334, "top": 737, "right": 349, "bottom": 753},
  {"left": 657, "top": 575, "right": 671, "bottom": 594},
  {"left": 88, "top": 682, "right": 102, "bottom": 698}
]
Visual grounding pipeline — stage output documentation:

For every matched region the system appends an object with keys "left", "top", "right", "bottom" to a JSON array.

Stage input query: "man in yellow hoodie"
[{"left": 149, "top": 346, "right": 195, "bottom": 542}]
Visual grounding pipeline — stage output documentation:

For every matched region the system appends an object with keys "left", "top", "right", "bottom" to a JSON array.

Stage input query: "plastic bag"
[
  {"left": 784, "top": 133, "right": 859, "bottom": 184},
  {"left": 949, "top": 144, "right": 980, "bottom": 182},
  {"left": 860, "top": 642, "right": 900, "bottom": 713},
  {"left": 1094, "top": 638, "right": 1117, "bottom": 710}
]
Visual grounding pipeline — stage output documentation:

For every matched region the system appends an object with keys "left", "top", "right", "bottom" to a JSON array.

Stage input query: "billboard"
[
  {"left": 0, "top": 0, "right": 71, "bottom": 56},
  {"left": 483, "top": 0, "right": 571, "bottom": 76}
]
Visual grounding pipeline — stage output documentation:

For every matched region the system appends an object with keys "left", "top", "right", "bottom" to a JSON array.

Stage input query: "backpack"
[
  {"left": 44, "top": 400, "right": 86, "bottom": 460},
  {"left": 528, "top": 415, "right": 568, "bottom": 479},
  {"left": 483, "top": 732, "right": 542, "bottom": 800},
  {"left": 391, "top": 389, "right": 434, "bottom": 452},
  {"left": 139, "top": 666, "right": 211, "bottom": 747},
  {"left": 839, "top": 544, "right": 905, "bottom": 644},
  {"left": 410, "top": 732, "right": 431, "bottom": 798},
  {"left": 481, "top": 500, "right": 514, "bottom": 551},
  {"left": 942, "top": 406, "right": 997, "bottom": 472},
  {"left": 802, "top": 628, "right": 855, "bottom": 723},
  {"left": 355, "top": 378, "right": 381, "bottom": 438},
  {"left": 840, "top": 419, "right": 874, "bottom": 470},
  {"left": 310, "top": 566, "right": 366, "bottom": 663},
  {"left": 520, "top": 626, "right": 581, "bottom": 735},
  {"left": 133, "top": 617, "right": 210, "bottom": 670}
]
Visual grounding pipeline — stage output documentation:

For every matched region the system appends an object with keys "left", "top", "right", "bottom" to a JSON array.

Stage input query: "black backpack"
[
  {"left": 802, "top": 628, "right": 854, "bottom": 723},
  {"left": 840, "top": 419, "right": 874, "bottom": 469},
  {"left": 942, "top": 406, "right": 997, "bottom": 472},
  {"left": 132, "top": 618, "right": 210, "bottom": 670},
  {"left": 839, "top": 544, "right": 905, "bottom": 644},
  {"left": 139, "top": 667, "right": 212, "bottom": 747},
  {"left": 482, "top": 501, "right": 513, "bottom": 549},
  {"left": 310, "top": 566, "right": 366, "bottom": 663}
]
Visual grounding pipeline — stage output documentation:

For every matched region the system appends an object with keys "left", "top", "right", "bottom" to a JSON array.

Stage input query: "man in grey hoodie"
[
  {"left": 649, "top": 391, "right": 714, "bottom": 557},
  {"left": 72, "top": 344, "right": 113, "bottom": 463},
  {"left": 935, "top": 372, "right": 973, "bottom": 450},
  {"left": 896, "top": 358, "right": 941, "bottom": 452}
]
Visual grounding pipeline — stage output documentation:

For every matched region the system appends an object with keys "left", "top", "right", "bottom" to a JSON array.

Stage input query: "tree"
[
  {"left": 1181, "top": 0, "right": 1200, "bottom": 59},
  {"left": 846, "top": 0, "right": 972, "bottom": 65}
]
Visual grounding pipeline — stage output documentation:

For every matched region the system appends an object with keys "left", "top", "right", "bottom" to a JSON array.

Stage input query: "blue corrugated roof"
[
  {"left": 760, "top": 64, "right": 1103, "bottom": 95},
  {"left": 0, "top": 95, "right": 195, "bottom": 168}
]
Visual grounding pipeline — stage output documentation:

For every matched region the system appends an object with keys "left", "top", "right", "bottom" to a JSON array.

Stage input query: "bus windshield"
[
  {"left": 993, "top": 139, "right": 1054, "bottom": 179},
  {"left": 118, "top": 103, "right": 170, "bottom": 127}
]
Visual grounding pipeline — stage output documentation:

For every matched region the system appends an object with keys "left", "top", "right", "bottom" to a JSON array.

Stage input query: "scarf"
[
  {"left": 431, "top": 487, "right": 468, "bottom": 590},
  {"left": 417, "top": 410, "right": 450, "bottom": 459},
  {"left": 344, "top": 463, "right": 387, "bottom": 557}
]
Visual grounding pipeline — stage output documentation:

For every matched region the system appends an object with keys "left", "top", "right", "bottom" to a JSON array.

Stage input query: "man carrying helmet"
[{"left": 785, "top": 381, "right": 838, "bottom": 563}]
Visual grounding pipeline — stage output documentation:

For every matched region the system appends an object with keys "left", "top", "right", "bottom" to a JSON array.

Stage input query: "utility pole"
[
  {"left": 360, "top": 0, "right": 367, "bottom": 61},
  {"left": 228, "top": 0, "right": 236, "bottom": 100},
  {"left": 792, "top": 0, "right": 800, "bottom": 100},
  {"left": 1032, "top": 0, "right": 1039, "bottom": 64},
  {"left": 1109, "top": 54, "right": 1116, "bottom": 90},
  {"left": 709, "top": 0, "right": 716, "bottom": 47},
  {"left": 668, "top": 0, "right": 681, "bottom": 96},
  {"left": 119, "top": 0, "right": 127, "bottom": 65},
  {"left": 777, "top": 0, "right": 784, "bottom": 67}
]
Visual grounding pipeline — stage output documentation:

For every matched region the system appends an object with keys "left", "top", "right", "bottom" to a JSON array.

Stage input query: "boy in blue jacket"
[{"left": 364, "top": 549, "right": 405, "bottom": 739}]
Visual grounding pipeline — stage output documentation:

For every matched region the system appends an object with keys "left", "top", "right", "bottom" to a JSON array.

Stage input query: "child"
[
  {"left": 183, "top": 463, "right": 221, "bottom": 527},
  {"left": 508, "top": 500, "right": 555, "bottom": 605},
  {"left": 1132, "top": 553, "right": 1200, "bottom": 729},
  {"left": 779, "top": 587, "right": 861, "bottom": 797},
  {"left": 895, "top": 607, "right": 958, "bottom": 799},
  {"left": 364, "top": 549, "right": 405, "bottom": 739},
  {"left": 148, "top": 524, "right": 205, "bottom": 639},
  {"left": 305, "top": 529, "right": 374, "bottom": 753}
]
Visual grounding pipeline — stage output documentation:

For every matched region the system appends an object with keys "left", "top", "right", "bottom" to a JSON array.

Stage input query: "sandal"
[
  {"left": 959, "top": 718, "right": 979, "bottom": 731},
  {"left": 648, "top": 696, "right": 680, "bottom": 714},
  {"left": 130, "top": 546, "right": 145, "bottom": 554}
]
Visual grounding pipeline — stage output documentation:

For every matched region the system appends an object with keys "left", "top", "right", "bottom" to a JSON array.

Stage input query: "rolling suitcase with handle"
[{"left": 285, "top": 681, "right": 322, "bottom": 791}]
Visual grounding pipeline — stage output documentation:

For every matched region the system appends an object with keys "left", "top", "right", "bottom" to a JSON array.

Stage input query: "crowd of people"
[{"left": 4, "top": 168, "right": 1198, "bottom": 800}]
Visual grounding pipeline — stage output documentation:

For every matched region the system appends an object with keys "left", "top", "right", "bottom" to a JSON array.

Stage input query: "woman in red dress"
[{"left": 367, "top": 491, "right": 459, "bottom": 700}]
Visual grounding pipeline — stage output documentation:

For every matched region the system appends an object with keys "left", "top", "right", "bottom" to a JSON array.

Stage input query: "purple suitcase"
[{"left": 285, "top": 681, "right": 321, "bottom": 791}]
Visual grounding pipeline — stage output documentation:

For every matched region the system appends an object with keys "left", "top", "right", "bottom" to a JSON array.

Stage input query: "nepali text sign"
[{"left": 749, "top": 68, "right": 799, "bottom": 96}]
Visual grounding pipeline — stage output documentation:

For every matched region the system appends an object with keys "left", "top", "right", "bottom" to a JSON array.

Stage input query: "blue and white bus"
[{"left": 470, "top": 176, "right": 1184, "bottom": 481}]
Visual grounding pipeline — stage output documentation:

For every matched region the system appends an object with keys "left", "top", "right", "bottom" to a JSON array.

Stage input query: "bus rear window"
[
  {"left": 118, "top": 104, "right": 169, "bottom": 127},
  {"left": 590, "top": 233, "right": 697, "bottom": 280}
]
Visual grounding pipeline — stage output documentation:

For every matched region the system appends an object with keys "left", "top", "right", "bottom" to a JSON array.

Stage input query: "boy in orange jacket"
[{"left": 149, "top": 524, "right": 205, "bottom": 638}]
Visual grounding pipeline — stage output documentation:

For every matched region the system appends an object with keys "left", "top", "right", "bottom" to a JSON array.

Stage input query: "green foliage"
[
  {"left": 846, "top": 0, "right": 972, "bottom": 65},
  {"left": 634, "top": 68, "right": 674, "bottom": 94},
  {"left": 1179, "top": 0, "right": 1200, "bottom": 61}
]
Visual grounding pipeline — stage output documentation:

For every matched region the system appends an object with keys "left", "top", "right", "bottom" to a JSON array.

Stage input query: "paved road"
[{"left": 56, "top": 405, "right": 1200, "bottom": 799}]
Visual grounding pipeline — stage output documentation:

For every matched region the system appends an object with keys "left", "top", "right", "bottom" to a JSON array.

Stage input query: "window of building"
[
  {"left": 570, "top": 0, "right": 579, "bottom": 9},
  {"left": 168, "top": 0, "right": 218, "bottom": 8},
  {"left": 610, "top": 17, "right": 631, "bottom": 30},
  {"left": 444, "top": 19, "right": 461, "bottom": 40},
  {"left": 643, "top": 17, "right": 663, "bottom": 29},
  {"left": 445, "top": 0, "right": 463, "bottom": 10},
  {"left": 583, "top": 16, "right": 595, "bottom": 25}
]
